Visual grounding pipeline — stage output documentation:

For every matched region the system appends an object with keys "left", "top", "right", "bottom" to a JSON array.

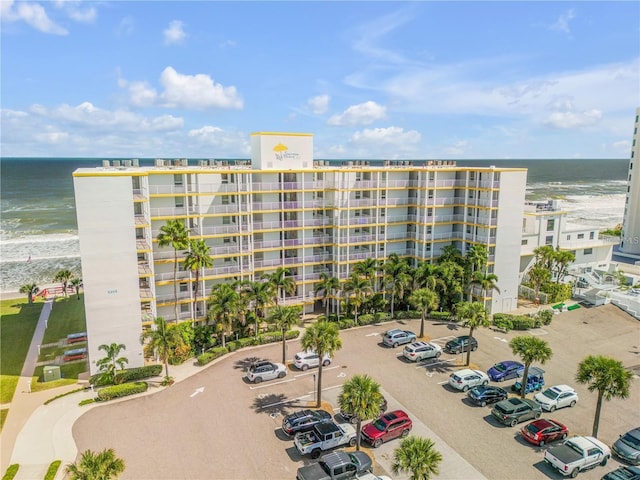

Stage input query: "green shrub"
[
  {"left": 430, "top": 311, "right": 452, "bottom": 321},
  {"left": 44, "top": 387, "right": 84, "bottom": 405},
  {"left": 394, "top": 310, "right": 422, "bottom": 320},
  {"left": 492, "top": 314, "right": 513, "bottom": 332},
  {"left": 537, "top": 309, "right": 554, "bottom": 326},
  {"left": 358, "top": 314, "right": 375, "bottom": 325},
  {"left": 509, "top": 315, "right": 537, "bottom": 330},
  {"left": 197, "top": 346, "right": 228, "bottom": 366},
  {"left": 258, "top": 330, "right": 299, "bottom": 344},
  {"left": 97, "top": 382, "right": 148, "bottom": 401},
  {"left": 338, "top": 319, "right": 356, "bottom": 329},
  {"left": 374, "top": 312, "right": 391, "bottom": 322},
  {"left": 540, "top": 282, "right": 572, "bottom": 303},
  {"left": 2, "top": 464, "right": 18, "bottom": 480},
  {"left": 91, "top": 364, "right": 163, "bottom": 386},
  {"left": 79, "top": 398, "right": 95, "bottom": 406},
  {"left": 44, "top": 461, "right": 61, "bottom": 480}
]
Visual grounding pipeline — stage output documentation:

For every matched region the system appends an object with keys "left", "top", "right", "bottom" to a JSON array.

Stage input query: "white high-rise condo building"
[
  {"left": 620, "top": 107, "right": 640, "bottom": 258},
  {"left": 74, "top": 132, "right": 527, "bottom": 373}
]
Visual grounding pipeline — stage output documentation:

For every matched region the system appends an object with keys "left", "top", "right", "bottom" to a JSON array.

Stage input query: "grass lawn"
[
  {"left": 0, "top": 408, "right": 8, "bottom": 431},
  {"left": 42, "top": 295, "right": 86, "bottom": 344},
  {"left": 0, "top": 299, "right": 42, "bottom": 404},
  {"left": 38, "top": 342, "right": 87, "bottom": 363},
  {"left": 31, "top": 363, "right": 86, "bottom": 392}
]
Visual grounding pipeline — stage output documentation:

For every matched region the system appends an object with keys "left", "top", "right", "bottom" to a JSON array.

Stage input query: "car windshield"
[
  {"left": 525, "top": 423, "right": 542, "bottom": 434},
  {"left": 620, "top": 432, "right": 640, "bottom": 450},
  {"left": 566, "top": 441, "right": 584, "bottom": 455},
  {"left": 348, "top": 453, "right": 361, "bottom": 467},
  {"left": 541, "top": 389, "right": 560, "bottom": 400},
  {"left": 371, "top": 418, "right": 387, "bottom": 431},
  {"left": 494, "top": 364, "right": 507, "bottom": 372}
]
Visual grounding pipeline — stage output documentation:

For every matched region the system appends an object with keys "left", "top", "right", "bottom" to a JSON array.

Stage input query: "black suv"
[
  {"left": 444, "top": 335, "right": 478, "bottom": 354},
  {"left": 341, "top": 396, "right": 388, "bottom": 424},
  {"left": 282, "top": 409, "right": 333, "bottom": 436},
  {"left": 491, "top": 398, "right": 542, "bottom": 427}
]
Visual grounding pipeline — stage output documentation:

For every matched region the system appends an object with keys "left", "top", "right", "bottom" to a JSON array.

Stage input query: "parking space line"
[
  {"left": 307, "top": 384, "right": 343, "bottom": 395},
  {"left": 415, "top": 358, "right": 454, "bottom": 369},
  {"left": 248, "top": 378, "right": 296, "bottom": 390},
  {"left": 293, "top": 365, "right": 340, "bottom": 378}
]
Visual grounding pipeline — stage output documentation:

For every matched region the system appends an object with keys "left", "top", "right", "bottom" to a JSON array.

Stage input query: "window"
[
  {"left": 428, "top": 190, "right": 434, "bottom": 199},
  {"left": 577, "top": 233, "right": 585, "bottom": 240},
  {"left": 589, "top": 231, "right": 595, "bottom": 240},
  {"left": 545, "top": 235, "right": 554, "bottom": 245},
  {"left": 380, "top": 209, "right": 386, "bottom": 217},
  {"left": 221, "top": 174, "right": 229, "bottom": 184},
  {"left": 567, "top": 235, "right": 571, "bottom": 241},
  {"left": 179, "top": 283, "right": 188, "bottom": 292},
  {"left": 222, "top": 195, "right": 230, "bottom": 205},
  {"left": 355, "top": 191, "right": 362, "bottom": 200},
  {"left": 223, "top": 237, "right": 232, "bottom": 244},
  {"left": 180, "top": 303, "right": 190, "bottom": 313},
  {"left": 546, "top": 219, "right": 555, "bottom": 231},
  {"left": 173, "top": 174, "right": 183, "bottom": 186},
  {"left": 381, "top": 190, "right": 386, "bottom": 199},
  {"left": 583, "top": 248, "right": 593, "bottom": 255},
  {"left": 175, "top": 197, "right": 184, "bottom": 208},
  {"left": 522, "top": 239, "right": 528, "bottom": 245}
]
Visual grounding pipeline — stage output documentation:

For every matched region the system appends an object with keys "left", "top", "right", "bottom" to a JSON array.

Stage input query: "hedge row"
[
  {"left": 196, "top": 330, "right": 300, "bottom": 366},
  {"left": 540, "top": 283, "right": 573, "bottom": 303},
  {"left": 492, "top": 310, "right": 554, "bottom": 332},
  {"left": 44, "top": 461, "right": 61, "bottom": 480},
  {"left": 2, "top": 464, "right": 18, "bottom": 480},
  {"left": 90, "top": 364, "right": 163, "bottom": 386},
  {"left": 97, "top": 381, "right": 148, "bottom": 401}
]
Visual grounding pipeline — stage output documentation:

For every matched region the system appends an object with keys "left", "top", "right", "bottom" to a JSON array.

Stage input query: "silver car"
[
  {"left": 403, "top": 341, "right": 442, "bottom": 362},
  {"left": 294, "top": 350, "right": 332, "bottom": 371},
  {"left": 382, "top": 329, "right": 417, "bottom": 348},
  {"left": 448, "top": 369, "right": 489, "bottom": 392}
]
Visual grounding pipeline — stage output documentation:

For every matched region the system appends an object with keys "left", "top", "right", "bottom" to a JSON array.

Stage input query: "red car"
[
  {"left": 520, "top": 419, "right": 568, "bottom": 446},
  {"left": 361, "top": 410, "right": 412, "bottom": 448}
]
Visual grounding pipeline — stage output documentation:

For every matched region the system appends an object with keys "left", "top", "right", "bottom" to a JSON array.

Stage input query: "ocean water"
[{"left": 0, "top": 158, "right": 630, "bottom": 294}]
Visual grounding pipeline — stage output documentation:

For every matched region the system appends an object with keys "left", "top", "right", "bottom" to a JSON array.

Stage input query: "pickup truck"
[
  {"left": 544, "top": 436, "right": 611, "bottom": 478},
  {"left": 294, "top": 421, "right": 357, "bottom": 459},
  {"left": 296, "top": 450, "right": 372, "bottom": 480}
]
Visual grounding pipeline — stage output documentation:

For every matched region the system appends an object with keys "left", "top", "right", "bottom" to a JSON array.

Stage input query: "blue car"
[
  {"left": 487, "top": 360, "right": 524, "bottom": 382},
  {"left": 467, "top": 385, "right": 509, "bottom": 407}
]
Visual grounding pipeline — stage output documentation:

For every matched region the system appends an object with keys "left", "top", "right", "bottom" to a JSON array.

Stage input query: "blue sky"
[{"left": 1, "top": 1, "right": 639, "bottom": 159}]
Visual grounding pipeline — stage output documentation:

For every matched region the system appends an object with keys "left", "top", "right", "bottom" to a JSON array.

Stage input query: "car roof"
[
  {"left": 548, "top": 384, "right": 574, "bottom": 393},
  {"left": 320, "top": 451, "right": 351, "bottom": 468},
  {"left": 496, "top": 360, "right": 522, "bottom": 367},
  {"left": 624, "top": 427, "right": 640, "bottom": 438},
  {"left": 251, "top": 360, "right": 273, "bottom": 367},
  {"left": 380, "top": 410, "right": 409, "bottom": 421},
  {"left": 407, "top": 341, "right": 429, "bottom": 348},
  {"left": 454, "top": 369, "right": 483, "bottom": 376},
  {"left": 386, "top": 329, "right": 408, "bottom": 335},
  {"left": 528, "top": 418, "right": 563, "bottom": 429},
  {"left": 315, "top": 422, "right": 341, "bottom": 435}
]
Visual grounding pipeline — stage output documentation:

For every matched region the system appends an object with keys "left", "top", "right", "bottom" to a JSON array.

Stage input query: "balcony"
[
  {"left": 339, "top": 252, "right": 375, "bottom": 261},
  {"left": 202, "top": 265, "right": 243, "bottom": 277},
  {"left": 139, "top": 287, "right": 154, "bottom": 299},
  {"left": 350, "top": 198, "right": 377, "bottom": 207},
  {"left": 155, "top": 270, "right": 192, "bottom": 282},
  {"left": 136, "top": 238, "right": 152, "bottom": 251},
  {"left": 150, "top": 206, "right": 198, "bottom": 217},
  {"left": 199, "top": 225, "right": 242, "bottom": 236},
  {"left": 384, "top": 198, "right": 411, "bottom": 206},
  {"left": 156, "top": 291, "right": 193, "bottom": 304},
  {"left": 304, "top": 235, "right": 333, "bottom": 246},
  {"left": 135, "top": 214, "right": 149, "bottom": 225},
  {"left": 138, "top": 261, "right": 152, "bottom": 276},
  {"left": 254, "top": 258, "right": 285, "bottom": 269}
]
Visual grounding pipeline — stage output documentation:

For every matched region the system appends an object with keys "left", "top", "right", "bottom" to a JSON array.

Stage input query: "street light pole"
[{"left": 313, "top": 373, "right": 317, "bottom": 404}]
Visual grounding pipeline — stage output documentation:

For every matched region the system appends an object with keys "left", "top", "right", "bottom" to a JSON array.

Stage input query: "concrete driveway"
[{"left": 72, "top": 303, "right": 640, "bottom": 479}]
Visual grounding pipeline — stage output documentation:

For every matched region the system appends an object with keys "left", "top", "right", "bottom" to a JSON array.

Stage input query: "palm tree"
[
  {"left": 414, "top": 261, "right": 445, "bottom": 293},
  {"left": 54, "top": 269, "right": 73, "bottom": 296},
  {"left": 392, "top": 436, "right": 443, "bottom": 480},
  {"left": 468, "top": 270, "right": 500, "bottom": 305},
  {"left": 384, "top": 254, "right": 409, "bottom": 317},
  {"left": 338, "top": 374, "right": 383, "bottom": 451},
  {"left": 19, "top": 283, "right": 39, "bottom": 304},
  {"left": 314, "top": 272, "right": 339, "bottom": 318},
  {"left": 528, "top": 265, "right": 551, "bottom": 304},
  {"left": 96, "top": 343, "right": 128, "bottom": 384},
  {"left": 242, "top": 280, "right": 275, "bottom": 337},
  {"left": 509, "top": 336, "right": 553, "bottom": 398},
  {"left": 576, "top": 355, "right": 633, "bottom": 437},
  {"left": 183, "top": 239, "right": 213, "bottom": 323},
  {"left": 266, "top": 267, "right": 296, "bottom": 305},
  {"left": 466, "top": 244, "right": 488, "bottom": 275},
  {"left": 343, "top": 273, "right": 372, "bottom": 325},
  {"left": 207, "top": 283, "right": 241, "bottom": 348},
  {"left": 157, "top": 219, "right": 189, "bottom": 322},
  {"left": 552, "top": 248, "right": 576, "bottom": 284},
  {"left": 438, "top": 243, "right": 463, "bottom": 265},
  {"left": 409, "top": 288, "right": 439, "bottom": 339},
  {"left": 70, "top": 278, "right": 82, "bottom": 300},
  {"left": 455, "top": 301, "right": 490, "bottom": 366},
  {"left": 301, "top": 320, "right": 343, "bottom": 407},
  {"left": 435, "top": 261, "right": 465, "bottom": 310},
  {"left": 269, "top": 305, "right": 302, "bottom": 363},
  {"left": 65, "top": 448, "right": 125, "bottom": 480},
  {"left": 352, "top": 258, "right": 380, "bottom": 291},
  {"left": 140, "top": 317, "right": 183, "bottom": 379}
]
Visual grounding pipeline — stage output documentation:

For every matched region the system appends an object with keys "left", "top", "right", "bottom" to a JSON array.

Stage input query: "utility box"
[{"left": 43, "top": 365, "right": 61, "bottom": 382}]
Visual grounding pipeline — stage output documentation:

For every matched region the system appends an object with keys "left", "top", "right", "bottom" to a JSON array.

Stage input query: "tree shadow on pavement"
[
  {"left": 234, "top": 355, "right": 264, "bottom": 371},
  {"left": 252, "top": 392, "right": 310, "bottom": 416}
]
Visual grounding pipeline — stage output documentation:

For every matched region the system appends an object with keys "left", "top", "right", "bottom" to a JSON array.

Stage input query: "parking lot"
[{"left": 73, "top": 303, "right": 640, "bottom": 479}]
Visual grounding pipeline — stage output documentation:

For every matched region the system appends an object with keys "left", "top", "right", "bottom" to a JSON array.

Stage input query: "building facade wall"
[{"left": 620, "top": 107, "right": 640, "bottom": 255}]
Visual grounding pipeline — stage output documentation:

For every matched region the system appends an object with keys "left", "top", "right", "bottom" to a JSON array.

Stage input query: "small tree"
[
  {"left": 409, "top": 288, "right": 439, "bottom": 339},
  {"left": 157, "top": 219, "right": 189, "bottom": 322},
  {"left": 183, "top": 239, "right": 213, "bottom": 323},
  {"left": 576, "top": 355, "right": 633, "bottom": 437},
  {"left": 96, "top": 343, "right": 128, "bottom": 385},
  {"left": 54, "top": 269, "right": 73, "bottom": 296},
  {"left": 70, "top": 278, "right": 83, "bottom": 300},
  {"left": 455, "top": 301, "right": 490, "bottom": 366},
  {"left": 65, "top": 448, "right": 125, "bottom": 480},
  {"left": 314, "top": 272, "right": 340, "bottom": 318},
  {"left": 338, "top": 374, "right": 383, "bottom": 451},
  {"left": 301, "top": 321, "right": 343, "bottom": 407},
  {"left": 509, "top": 336, "right": 553, "bottom": 398},
  {"left": 392, "top": 436, "right": 443, "bottom": 480},
  {"left": 19, "top": 283, "right": 39, "bottom": 304},
  {"left": 268, "top": 305, "right": 302, "bottom": 363},
  {"left": 207, "top": 283, "right": 240, "bottom": 348},
  {"left": 140, "top": 317, "right": 184, "bottom": 380}
]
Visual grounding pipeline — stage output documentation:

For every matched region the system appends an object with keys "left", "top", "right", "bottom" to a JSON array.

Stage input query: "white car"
[
  {"left": 448, "top": 369, "right": 489, "bottom": 392},
  {"left": 294, "top": 350, "right": 332, "bottom": 371},
  {"left": 245, "top": 360, "right": 287, "bottom": 383},
  {"left": 535, "top": 385, "right": 579, "bottom": 412},
  {"left": 403, "top": 341, "right": 442, "bottom": 362}
]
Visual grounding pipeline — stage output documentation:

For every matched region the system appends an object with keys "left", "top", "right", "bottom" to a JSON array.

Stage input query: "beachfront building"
[
  {"left": 519, "top": 199, "right": 615, "bottom": 290},
  {"left": 73, "top": 132, "right": 527, "bottom": 373},
  {"left": 619, "top": 107, "right": 640, "bottom": 259}
]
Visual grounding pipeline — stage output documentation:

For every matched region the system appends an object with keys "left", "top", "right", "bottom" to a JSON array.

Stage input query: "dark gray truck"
[{"left": 296, "top": 450, "right": 372, "bottom": 480}]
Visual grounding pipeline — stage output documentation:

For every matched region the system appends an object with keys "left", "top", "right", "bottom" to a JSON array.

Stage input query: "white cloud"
[
  {"left": 308, "top": 95, "right": 330, "bottom": 115},
  {"left": 1, "top": 0, "right": 68, "bottom": 35},
  {"left": 351, "top": 126, "right": 421, "bottom": 145},
  {"left": 54, "top": 0, "right": 96, "bottom": 23},
  {"left": 188, "top": 126, "right": 251, "bottom": 153},
  {"left": 544, "top": 109, "right": 602, "bottom": 129},
  {"left": 612, "top": 140, "right": 630, "bottom": 152},
  {"left": 164, "top": 20, "right": 186, "bottom": 45},
  {"left": 549, "top": 9, "right": 575, "bottom": 34},
  {"left": 116, "top": 16, "right": 134, "bottom": 37},
  {"left": 442, "top": 140, "right": 470, "bottom": 156},
  {"left": 328, "top": 101, "right": 386, "bottom": 126}
]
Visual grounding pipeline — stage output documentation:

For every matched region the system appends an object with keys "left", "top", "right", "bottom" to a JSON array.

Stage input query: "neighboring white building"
[
  {"left": 519, "top": 199, "right": 614, "bottom": 285},
  {"left": 74, "top": 132, "right": 528, "bottom": 373},
  {"left": 620, "top": 107, "right": 640, "bottom": 258}
]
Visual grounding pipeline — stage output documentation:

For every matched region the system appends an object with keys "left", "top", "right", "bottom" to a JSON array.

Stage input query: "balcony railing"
[
  {"left": 155, "top": 270, "right": 192, "bottom": 282},
  {"left": 202, "top": 265, "right": 243, "bottom": 276},
  {"left": 150, "top": 206, "right": 198, "bottom": 217}
]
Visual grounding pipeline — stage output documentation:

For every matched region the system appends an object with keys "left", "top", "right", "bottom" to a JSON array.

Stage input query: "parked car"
[
  {"left": 544, "top": 436, "right": 610, "bottom": 478},
  {"left": 521, "top": 419, "right": 569, "bottom": 446},
  {"left": 612, "top": 427, "right": 640, "bottom": 465},
  {"left": 382, "top": 329, "right": 417, "bottom": 348},
  {"left": 341, "top": 396, "right": 388, "bottom": 425},
  {"left": 282, "top": 409, "right": 333, "bottom": 437},
  {"left": 245, "top": 360, "right": 287, "bottom": 383},
  {"left": 444, "top": 335, "right": 478, "bottom": 354},
  {"left": 601, "top": 465, "right": 640, "bottom": 480},
  {"left": 448, "top": 369, "right": 489, "bottom": 392},
  {"left": 487, "top": 360, "right": 524, "bottom": 382},
  {"left": 403, "top": 341, "right": 442, "bottom": 362},
  {"left": 467, "top": 385, "right": 509, "bottom": 407},
  {"left": 296, "top": 450, "right": 372, "bottom": 480},
  {"left": 491, "top": 397, "right": 542, "bottom": 427},
  {"left": 361, "top": 410, "right": 412, "bottom": 448},
  {"left": 534, "top": 385, "right": 579, "bottom": 412},
  {"left": 294, "top": 350, "right": 332, "bottom": 371}
]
